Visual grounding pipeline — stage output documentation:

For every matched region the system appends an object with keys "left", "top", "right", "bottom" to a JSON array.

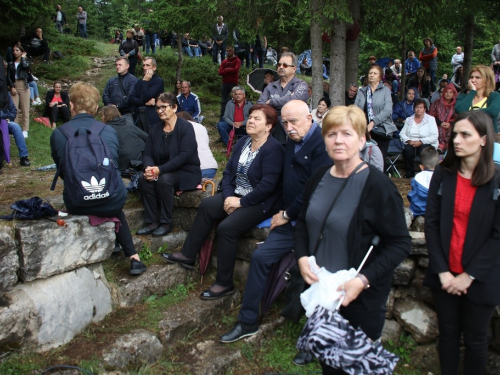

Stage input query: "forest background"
[{"left": 3, "top": 0, "right": 500, "bottom": 107}]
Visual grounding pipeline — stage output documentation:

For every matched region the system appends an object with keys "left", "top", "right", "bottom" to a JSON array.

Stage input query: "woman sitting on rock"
[
  {"left": 44, "top": 81, "right": 71, "bottom": 130},
  {"left": 162, "top": 104, "right": 284, "bottom": 300}
]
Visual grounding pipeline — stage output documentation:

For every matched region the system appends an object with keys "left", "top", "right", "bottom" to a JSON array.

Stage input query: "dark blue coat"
[
  {"left": 222, "top": 135, "right": 284, "bottom": 215},
  {"left": 129, "top": 74, "right": 164, "bottom": 126},
  {"left": 102, "top": 72, "right": 139, "bottom": 114},
  {"left": 283, "top": 124, "right": 332, "bottom": 220}
]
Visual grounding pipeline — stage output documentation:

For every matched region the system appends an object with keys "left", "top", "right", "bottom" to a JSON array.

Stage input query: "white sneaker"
[
  {"left": 32, "top": 74, "right": 39, "bottom": 81},
  {"left": 35, "top": 98, "right": 42, "bottom": 105},
  {"left": 23, "top": 131, "right": 28, "bottom": 139}
]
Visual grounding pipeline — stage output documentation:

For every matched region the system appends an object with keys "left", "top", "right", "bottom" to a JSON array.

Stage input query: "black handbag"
[
  {"left": 370, "top": 124, "right": 394, "bottom": 140},
  {"left": 281, "top": 162, "right": 366, "bottom": 323}
]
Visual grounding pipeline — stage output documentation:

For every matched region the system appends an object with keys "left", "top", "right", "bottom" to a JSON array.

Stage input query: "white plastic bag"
[{"left": 300, "top": 256, "right": 357, "bottom": 317}]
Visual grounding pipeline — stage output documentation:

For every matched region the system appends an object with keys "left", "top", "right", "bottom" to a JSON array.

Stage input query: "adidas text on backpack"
[{"left": 51, "top": 121, "right": 122, "bottom": 207}]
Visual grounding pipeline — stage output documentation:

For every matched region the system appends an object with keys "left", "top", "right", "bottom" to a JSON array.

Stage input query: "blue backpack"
[{"left": 51, "top": 121, "right": 121, "bottom": 207}]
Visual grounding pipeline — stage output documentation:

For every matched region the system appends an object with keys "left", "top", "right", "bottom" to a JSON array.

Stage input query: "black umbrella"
[
  {"left": 296, "top": 236, "right": 399, "bottom": 374},
  {"left": 247, "top": 69, "right": 279, "bottom": 94},
  {"left": 0, "top": 197, "right": 57, "bottom": 220},
  {"left": 261, "top": 250, "right": 297, "bottom": 316}
]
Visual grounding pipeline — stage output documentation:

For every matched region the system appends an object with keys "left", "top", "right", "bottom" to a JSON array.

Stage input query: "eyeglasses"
[
  {"left": 277, "top": 63, "right": 295, "bottom": 68},
  {"left": 155, "top": 105, "right": 172, "bottom": 112}
]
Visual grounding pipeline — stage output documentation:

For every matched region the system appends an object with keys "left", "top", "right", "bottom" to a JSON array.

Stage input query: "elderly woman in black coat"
[{"left": 136, "top": 92, "right": 201, "bottom": 237}]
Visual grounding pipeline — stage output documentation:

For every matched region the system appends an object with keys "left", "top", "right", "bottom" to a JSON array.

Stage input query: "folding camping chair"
[{"left": 385, "top": 136, "right": 404, "bottom": 178}]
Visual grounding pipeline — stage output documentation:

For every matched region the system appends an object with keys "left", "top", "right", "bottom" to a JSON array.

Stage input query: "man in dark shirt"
[
  {"left": 22, "top": 28, "right": 50, "bottom": 63},
  {"left": 211, "top": 15, "right": 228, "bottom": 63},
  {"left": 345, "top": 83, "right": 358, "bottom": 106}
]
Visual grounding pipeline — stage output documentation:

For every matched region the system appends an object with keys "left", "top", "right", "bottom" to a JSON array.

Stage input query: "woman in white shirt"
[{"left": 400, "top": 98, "right": 438, "bottom": 178}]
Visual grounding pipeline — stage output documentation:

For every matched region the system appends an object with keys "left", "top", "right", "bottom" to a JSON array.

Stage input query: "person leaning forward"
[{"left": 219, "top": 100, "right": 332, "bottom": 346}]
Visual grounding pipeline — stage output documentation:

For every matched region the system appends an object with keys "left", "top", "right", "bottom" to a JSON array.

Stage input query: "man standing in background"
[
  {"left": 211, "top": 15, "right": 228, "bottom": 64},
  {"left": 218, "top": 46, "right": 240, "bottom": 119},
  {"left": 54, "top": 5, "right": 67, "bottom": 34},
  {"left": 77, "top": 5, "right": 87, "bottom": 39}
]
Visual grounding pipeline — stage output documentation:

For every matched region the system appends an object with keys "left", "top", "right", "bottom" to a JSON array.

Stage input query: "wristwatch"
[{"left": 282, "top": 211, "right": 290, "bottom": 221}]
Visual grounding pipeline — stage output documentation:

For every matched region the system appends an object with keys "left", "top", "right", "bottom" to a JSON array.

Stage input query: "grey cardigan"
[
  {"left": 354, "top": 83, "right": 397, "bottom": 134},
  {"left": 222, "top": 99, "right": 253, "bottom": 127}
]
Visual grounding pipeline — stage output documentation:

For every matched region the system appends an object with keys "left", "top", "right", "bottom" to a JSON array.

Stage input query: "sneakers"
[
  {"left": 220, "top": 321, "right": 259, "bottom": 343},
  {"left": 32, "top": 74, "right": 39, "bottom": 81},
  {"left": 20, "top": 156, "right": 30, "bottom": 167},
  {"left": 22, "top": 131, "right": 28, "bottom": 139},
  {"left": 130, "top": 259, "right": 147, "bottom": 275},
  {"left": 292, "top": 350, "right": 315, "bottom": 366},
  {"left": 33, "top": 98, "right": 42, "bottom": 105}
]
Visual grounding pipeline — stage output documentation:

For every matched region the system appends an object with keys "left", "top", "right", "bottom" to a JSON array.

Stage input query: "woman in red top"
[
  {"left": 43, "top": 81, "right": 70, "bottom": 129},
  {"left": 424, "top": 110, "right": 500, "bottom": 375}
]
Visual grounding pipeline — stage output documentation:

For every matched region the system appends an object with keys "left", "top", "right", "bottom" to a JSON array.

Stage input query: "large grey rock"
[
  {"left": 172, "top": 207, "right": 199, "bottom": 231},
  {"left": 147, "top": 230, "right": 188, "bottom": 253},
  {"left": 117, "top": 264, "right": 189, "bottom": 307},
  {"left": 16, "top": 216, "right": 115, "bottom": 281},
  {"left": 158, "top": 292, "right": 240, "bottom": 344},
  {"left": 102, "top": 329, "right": 163, "bottom": 369},
  {"left": 44, "top": 195, "right": 65, "bottom": 210},
  {"left": 0, "top": 266, "right": 112, "bottom": 351},
  {"left": 403, "top": 207, "right": 413, "bottom": 229},
  {"left": 417, "top": 256, "right": 429, "bottom": 268},
  {"left": 0, "top": 227, "right": 19, "bottom": 293},
  {"left": 122, "top": 206, "right": 145, "bottom": 231},
  {"left": 394, "top": 269, "right": 433, "bottom": 305},
  {"left": 233, "top": 237, "right": 260, "bottom": 261},
  {"left": 408, "top": 343, "right": 439, "bottom": 373},
  {"left": 393, "top": 297, "right": 438, "bottom": 344},
  {"left": 381, "top": 319, "right": 403, "bottom": 344},
  {"left": 392, "top": 258, "right": 416, "bottom": 286},
  {"left": 233, "top": 258, "right": 250, "bottom": 284},
  {"left": 250, "top": 226, "right": 271, "bottom": 241},
  {"left": 174, "top": 188, "right": 214, "bottom": 208},
  {"left": 410, "top": 215, "right": 425, "bottom": 232},
  {"left": 188, "top": 340, "right": 242, "bottom": 375},
  {"left": 385, "top": 287, "right": 396, "bottom": 319},
  {"left": 410, "top": 231, "right": 428, "bottom": 255}
]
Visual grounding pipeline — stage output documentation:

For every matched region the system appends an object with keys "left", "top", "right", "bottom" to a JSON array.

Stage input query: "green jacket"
[{"left": 455, "top": 90, "right": 500, "bottom": 132}]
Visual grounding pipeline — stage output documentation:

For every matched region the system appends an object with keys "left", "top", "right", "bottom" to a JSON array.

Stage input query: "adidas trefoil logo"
[
  {"left": 81, "top": 176, "right": 109, "bottom": 200},
  {"left": 82, "top": 176, "right": 105, "bottom": 193}
]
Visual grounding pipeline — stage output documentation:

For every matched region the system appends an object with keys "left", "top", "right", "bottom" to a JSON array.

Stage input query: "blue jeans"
[
  {"left": 8, "top": 121, "right": 28, "bottom": 157},
  {"left": 79, "top": 23, "right": 87, "bottom": 38},
  {"left": 217, "top": 121, "right": 246, "bottom": 146},
  {"left": 201, "top": 168, "right": 217, "bottom": 179},
  {"left": 392, "top": 80, "right": 399, "bottom": 94},
  {"left": 183, "top": 46, "right": 193, "bottom": 57},
  {"left": 145, "top": 35, "right": 156, "bottom": 54},
  {"left": 29, "top": 81, "right": 38, "bottom": 101}
]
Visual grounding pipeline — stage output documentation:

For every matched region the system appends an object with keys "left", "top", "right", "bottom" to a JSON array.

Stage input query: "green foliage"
[
  {"left": 385, "top": 333, "right": 417, "bottom": 364},
  {"left": 139, "top": 243, "right": 154, "bottom": 262},
  {"left": 0, "top": 352, "right": 48, "bottom": 375}
]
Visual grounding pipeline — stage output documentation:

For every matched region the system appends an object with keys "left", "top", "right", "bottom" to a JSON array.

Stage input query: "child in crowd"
[{"left": 407, "top": 146, "right": 439, "bottom": 217}]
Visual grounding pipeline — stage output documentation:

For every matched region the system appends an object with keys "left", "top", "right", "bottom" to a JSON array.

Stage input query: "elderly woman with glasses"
[{"left": 136, "top": 92, "right": 201, "bottom": 237}]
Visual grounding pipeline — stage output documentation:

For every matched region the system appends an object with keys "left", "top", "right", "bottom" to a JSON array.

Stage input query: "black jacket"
[
  {"left": 102, "top": 73, "right": 139, "bottom": 114},
  {"left": 142, "top": 117, "right": 201, "bottom": 191},
  {"left": 8, "top": 57, "right": 31, "bottom": 87},
  {"left": 211, "top": 23, "right": 228, "bottom": 42},
  {"left": 222, "top": 135, "right": 284, "bottom": 215},
  {"left": 295, "top": 164, "right": 411, "bottom": 309},
  {"left": 106, "top": 116, "right": 148, "bottom": 171},
  {"left": 129, "top": 74, "right": 164, "bottom": 127},
  {"left": 43, "top": 90, "right": 70, "bottom": 117},
  {"left": 424, "top": 165, "right": 500, "bottom": 306}
]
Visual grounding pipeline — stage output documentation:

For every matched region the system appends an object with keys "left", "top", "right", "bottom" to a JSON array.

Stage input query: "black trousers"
[
  {"left": 128, "top": 56, "right": 138, "bottom": 77},
  {"left": 49, "top": 105, "right": 71, "bottom": 124},
  {"left": 138, "top": 172, "right": 180, "bottom": 225},
  {"left": 70, "top": 207, "right": 136, "bottom": 257},
  {"left": 220, "top": 83, "right": 236, "bottom": 119},
  {"left": 432, "top": 288, "right": 494, "bottom": 375},
  {"left": 25, "top": 45, "right": 51, "bottom": 61},
  {"left": 180, "top": 193, "right": 279, "bottom": 287},
  {"left": 403, "top": 143, "right": 431, "bottom": 176},
  {"left": 370, "top": 132, "right": 390, "bottom": 171}
]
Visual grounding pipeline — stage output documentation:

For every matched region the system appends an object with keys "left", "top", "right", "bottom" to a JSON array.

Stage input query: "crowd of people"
[{"left": 3, "top": 19, "right": 500, "bottom": 374}]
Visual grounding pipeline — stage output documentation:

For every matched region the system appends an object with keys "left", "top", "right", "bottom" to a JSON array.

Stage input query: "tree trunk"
[
  {"left": 345, "top": 0, "right": 361, "bottom": 88},
  {"left": 310, "top": 0, "right": 323, "bottom": 109},
  {"left": 463, "top": 14, "right": 475, "bottom": 91},
  {"left": 176, "top": 32, "right": 183, "bottom": 81},
  {"left": 330, "top": 17, "right": 346, "bottom": 106}
]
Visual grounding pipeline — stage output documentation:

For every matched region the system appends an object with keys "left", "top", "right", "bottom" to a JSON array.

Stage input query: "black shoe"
[
  {"left": 161, "top": 252, "right": 195, "bottom": 269},
  {"left": 152, "top": 224, "right": 172, "bottom": 237},
  {"left": 220, "top": 321, "right": 259, "bottom": 343},
  {"left": 130, "top": 259, "right": 147, "bottom": 275},
  {"left": 292, "top": 350, "right": 315, "bottom": 366},
  {"left": 200, "top": 285, "right": 235, "bottom": 300},
  {"left": 20, "top": 156, "right": 30, "bottom": 167},
  {"left": 136, "top": 225, "right": 157, "bottom": 235},
  {"left": 112, "top": 244, "right": 121, "bottom": 255}
]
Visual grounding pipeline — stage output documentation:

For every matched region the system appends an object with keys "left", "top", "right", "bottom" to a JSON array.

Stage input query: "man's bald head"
[{"left": 282, "top": 100, "right": 313, "bottom": 142}]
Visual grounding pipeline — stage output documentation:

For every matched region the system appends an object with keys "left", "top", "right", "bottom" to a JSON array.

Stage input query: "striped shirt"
[{"left": 234, "top": 138, "right": 260, "bottom": 196}]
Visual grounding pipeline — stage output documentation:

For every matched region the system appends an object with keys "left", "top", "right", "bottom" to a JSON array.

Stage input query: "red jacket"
[{"left": 218, "top": 56, "right": 241, "bottom": 84}]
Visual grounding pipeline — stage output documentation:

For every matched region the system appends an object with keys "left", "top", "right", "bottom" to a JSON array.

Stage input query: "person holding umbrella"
[
  {"left": 162, "top": 104, "right": 284, "bottom": 299},
  {"left": 218, "top": 101, "right": 331, "bottom": 355},
  {"left": 294, "top": 105, "right": 411, "bottom": 374},
  {"left": 424, "top": 110, "right": 500, "bottom": 375}
]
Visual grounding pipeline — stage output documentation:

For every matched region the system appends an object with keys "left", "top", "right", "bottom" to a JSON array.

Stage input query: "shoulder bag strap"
[{"left": 311, "top": 161, "right": 366, "bottom": 256}]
